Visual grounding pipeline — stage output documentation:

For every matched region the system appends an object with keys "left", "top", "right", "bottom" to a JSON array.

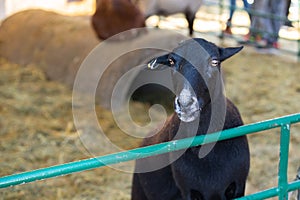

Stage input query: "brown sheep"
[{"left": 91, "top": 0, "right": 145, "bottom": 40}]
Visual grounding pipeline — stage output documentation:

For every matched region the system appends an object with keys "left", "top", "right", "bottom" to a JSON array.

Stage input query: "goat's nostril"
[
  {"left": 178, "top": 96, "right": 194, "bottom": 107},
  {"left": 176, "top": 97, "right": 181, "bottom": 107},
  {"left": 174, "top": 97, "right": 181, "bottom": 111},
  {"left": 175, "top": 96, "right": 195, "bottom": 110}
]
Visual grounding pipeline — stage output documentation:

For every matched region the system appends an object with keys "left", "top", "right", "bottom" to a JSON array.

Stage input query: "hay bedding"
[
  {"left": 0, "top": 58, "right": 134, "bottom": 200},
  {"left": 0, "top": 12, "right": 300, "bottom": 200},
  {"left": 1, "top": 51, "right": 300, "bottom": 199}
]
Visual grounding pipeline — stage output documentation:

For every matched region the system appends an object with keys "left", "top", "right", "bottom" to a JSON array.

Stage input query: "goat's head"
[{"left": 148, "top": 38, "right": 242, "bottom": 122}]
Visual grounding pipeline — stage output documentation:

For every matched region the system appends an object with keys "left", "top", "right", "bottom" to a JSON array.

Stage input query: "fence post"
[
  {"left": 219, "top": 0, "right": 224, "bottom": 37},
  {"left": 298, "top": 1, "right": 300, "bottom": 61},
  {"left": 278, "top": 124, "right": 291, "bottom": 200}
]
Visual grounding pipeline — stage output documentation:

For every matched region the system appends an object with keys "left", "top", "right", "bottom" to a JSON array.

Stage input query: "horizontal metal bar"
[
  {"left": 235, "top": 187, "right": 279, "bottom": 200},
  {"left": 0, "top": 113, "right": 300, "bottom": 189},
  {"left": 287, "top": 180, "right": 300, "bottom": 192},
  {"left": 235, "top": 180, "right": 300, "bottom": 200}
]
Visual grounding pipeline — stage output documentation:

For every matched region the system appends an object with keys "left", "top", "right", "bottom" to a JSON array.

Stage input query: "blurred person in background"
[
  {"left": 0, "top": 0, "right": 6, "bottom": 20},
  {"left": 240, "top": 0, "right": 287, "bottom": 50},
  {"left": 223, "top": 0, "right": 251, "bottom": 35},
  {"left": 284, "top": 0, "right": 293, "bottom": 27}
]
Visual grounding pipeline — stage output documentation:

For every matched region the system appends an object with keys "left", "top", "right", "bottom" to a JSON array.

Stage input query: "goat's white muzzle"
[{"left": 174, "top": 88, "right": 200, "bottom": 122}]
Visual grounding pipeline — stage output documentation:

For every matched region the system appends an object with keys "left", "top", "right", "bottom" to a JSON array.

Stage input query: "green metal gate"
[{"left": 0, "top": 113, "right": 300, "bottom": 199}]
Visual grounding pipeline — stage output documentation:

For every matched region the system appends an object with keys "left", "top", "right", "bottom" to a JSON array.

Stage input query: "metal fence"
[
  {"left": 0, "top": 113, "right": 300, "bottom": 199},
  {"left": 196, "top": 0, "right": 300, "bottom": 59}
]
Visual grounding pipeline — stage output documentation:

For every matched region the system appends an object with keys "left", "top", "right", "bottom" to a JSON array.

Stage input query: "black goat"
[{"left": 131, "top": 38, "right": 250, "bottom": 200}]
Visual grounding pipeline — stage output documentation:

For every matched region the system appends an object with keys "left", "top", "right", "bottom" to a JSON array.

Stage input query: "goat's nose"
[{"left": 176, "top": 88, "right": 195, "bottom": 107}]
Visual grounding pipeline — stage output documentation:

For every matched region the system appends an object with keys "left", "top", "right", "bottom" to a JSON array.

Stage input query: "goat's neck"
[{"left": 199, "top": 95, "right": 227, "bottom": 135}]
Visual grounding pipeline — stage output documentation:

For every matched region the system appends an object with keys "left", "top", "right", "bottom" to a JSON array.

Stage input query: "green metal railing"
[{"left": 1, "top": 113, "right": 300, "bottom": 200}]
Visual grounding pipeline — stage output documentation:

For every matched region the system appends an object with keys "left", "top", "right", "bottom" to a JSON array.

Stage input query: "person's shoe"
[
  {"left": 223, "top": 26, "right": 232, "bottom": 35},
  {"left": 256, "top": 41, "right": 279, "bottom": 49},
  {"left": 223, "top": 20, "right": 233, "bottom": 36},
  {"left": 284, "top": 19, "right": 293, "bottom": 27},
  {"left": 272, "top": 42, "right": 279, "bottom": 49},
  {"left": 238, "top": 34, "right": 256, "bottom": 45},
  {"left": 255, "top": 39, "right": 268, "bottom": 48},
  {"left": 255, "top": 41, "right": 279, "bottom": 54}
]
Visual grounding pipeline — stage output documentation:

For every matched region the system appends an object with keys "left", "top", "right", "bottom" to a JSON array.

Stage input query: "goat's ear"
[
  {"left": 219, "top": 46, "right": 243, "bottom": 62},
  {"left": 147, "top": 54, "right": 169, "bottom": 70}
]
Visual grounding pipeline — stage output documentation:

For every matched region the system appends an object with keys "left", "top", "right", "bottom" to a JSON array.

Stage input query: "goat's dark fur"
[{"left": 131, "top": 38, "right": 250, "bottom": 200}]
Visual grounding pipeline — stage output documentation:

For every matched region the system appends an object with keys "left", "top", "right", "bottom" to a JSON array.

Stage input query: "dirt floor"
[{"left": 0, "top": 11, "right": 300, "bottom": 200}]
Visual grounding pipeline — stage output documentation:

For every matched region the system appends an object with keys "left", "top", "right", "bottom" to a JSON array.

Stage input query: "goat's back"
[
  {"left": 143, "top": 0, "right": 202, "bottom": 17},
  {"left": 92, "top": 0, "right": 145, "bottom": 40}
]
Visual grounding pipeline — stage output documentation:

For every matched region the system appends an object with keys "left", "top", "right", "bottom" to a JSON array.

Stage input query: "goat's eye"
[
  {"left": 168, "top": 58, "right": 175, "bottom": 66},
  {"left": 210, "top": 58, "right": 219, "bottom": 67}
]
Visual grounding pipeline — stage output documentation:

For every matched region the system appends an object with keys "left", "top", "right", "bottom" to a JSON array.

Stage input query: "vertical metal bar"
[
  {"left": 298, "top": 39, "right": 300, "bottom": 61},
  {"left": 0, "top": 0, "right": 6, "bottom": 20},
  {"left": 298, "top": 0, "right": 300, "bottom": 61},
  {"left": 278, "top": 124, "right": 291, "bottom": 200},
  {"left": 219, "top": 0, "right": 224, "bottom": 38}
]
